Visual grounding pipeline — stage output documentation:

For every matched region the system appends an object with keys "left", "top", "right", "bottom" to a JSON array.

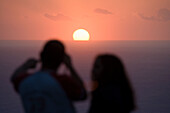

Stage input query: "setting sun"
[{"left": 73, "top": 29, "right": 90, "bottom": 41}]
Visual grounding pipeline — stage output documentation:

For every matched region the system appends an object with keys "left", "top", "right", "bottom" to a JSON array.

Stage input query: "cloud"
[
  {"left": 138, "top": 13, "right": 156, "bottom": 21},
  {"left": 139, "top": 8, "right": 170, "bottom": 22},
  {"left": 158, "top": 8, "right": 170, "bottom": 21},
  {"left": 44, "top": 13, "right": 71, "bottom": 21},
  {"left": 94, "top": 8, "right": 112, "bottom": 15}
]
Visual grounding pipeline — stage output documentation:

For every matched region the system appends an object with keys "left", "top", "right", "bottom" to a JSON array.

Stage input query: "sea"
[{"left": 0, "top": 40, "right": 170, "bottom": 113}]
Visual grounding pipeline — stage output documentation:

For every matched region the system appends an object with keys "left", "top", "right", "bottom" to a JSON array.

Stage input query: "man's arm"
[
  {"left": 63, "top": 54, "right": 87, "bottom": 100},
  {"left": 10, "top": 58, "right": 38, "bottom": 91}
]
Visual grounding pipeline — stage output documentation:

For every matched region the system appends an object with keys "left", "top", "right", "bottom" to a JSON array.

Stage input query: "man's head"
[{"left": 40, "top": 40, "right": 65, "bottom": 70}]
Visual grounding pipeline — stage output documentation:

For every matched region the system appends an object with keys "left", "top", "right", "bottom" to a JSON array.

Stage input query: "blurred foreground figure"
[
  {"left": 89, "top": 54, "right": 135, "bottom": 113},
  {"left": 11, "top": 40, "right": 87, "bottom": 113}
]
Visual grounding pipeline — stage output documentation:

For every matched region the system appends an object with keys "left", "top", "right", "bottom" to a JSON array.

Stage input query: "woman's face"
[{"left": 92, "top": 58, "right": 103, "bottom": 81}]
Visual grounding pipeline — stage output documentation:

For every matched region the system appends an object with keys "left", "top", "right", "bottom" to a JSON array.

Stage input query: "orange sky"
[{"left": 0, "top": 0, "right": 170, "bottom": 40}]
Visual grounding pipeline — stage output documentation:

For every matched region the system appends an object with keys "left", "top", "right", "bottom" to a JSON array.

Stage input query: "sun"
[{"left": 73, "top": 29, "right": 90, "bottom": 41}]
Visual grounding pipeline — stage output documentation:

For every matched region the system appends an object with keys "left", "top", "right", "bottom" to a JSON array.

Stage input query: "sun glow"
[{"left": 73, "top": 29, "right": 90, "bottom": 41}]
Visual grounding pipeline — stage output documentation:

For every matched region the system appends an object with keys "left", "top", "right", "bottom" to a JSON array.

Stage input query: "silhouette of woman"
[{"left": 89, "top": 54, "right": 135, "bottom": 113}]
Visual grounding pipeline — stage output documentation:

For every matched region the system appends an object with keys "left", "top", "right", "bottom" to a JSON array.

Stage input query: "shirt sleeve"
[
  {"left": 51, "top": 74, "right": 86, "bottom": 101},
  {"left": 11, "top": 73, "right": 30, "bottom": 92}
]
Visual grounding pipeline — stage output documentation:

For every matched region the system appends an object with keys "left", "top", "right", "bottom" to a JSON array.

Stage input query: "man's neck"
[{"left": 41, "top": 66, "right": 57, "bottom": 72}]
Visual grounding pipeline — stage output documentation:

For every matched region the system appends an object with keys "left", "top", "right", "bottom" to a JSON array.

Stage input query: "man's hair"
[{"left": 40, "top": 40, "right": 65, "bottom": 69}]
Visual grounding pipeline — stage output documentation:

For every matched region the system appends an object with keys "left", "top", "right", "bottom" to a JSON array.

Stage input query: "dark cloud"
[
  {"left": 94, "top": 8, "right": 112, "bottom": 15},
  {"left": 158, "top": 8, "right": 170, "bottom": 21},
  {"left": 44, "top": 13, "right": 71, "bottom": 21},
  {"left": 139, "top": 8, "right": 170, "bottom": 22}
]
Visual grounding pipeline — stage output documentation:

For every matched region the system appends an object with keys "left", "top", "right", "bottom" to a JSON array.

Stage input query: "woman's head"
[
  {"left": 92, "top": 54, "right": 126, "bottom": 83},
  {"left": 92, "top": 54, "right": 136, "bottom": 110}
]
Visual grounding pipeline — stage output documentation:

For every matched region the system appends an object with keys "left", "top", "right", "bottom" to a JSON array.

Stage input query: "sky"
[{"left": 0, "top": 0, "right": 170, "bottom": 40}]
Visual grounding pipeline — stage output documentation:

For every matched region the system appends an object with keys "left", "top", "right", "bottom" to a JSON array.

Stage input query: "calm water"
[{"left": 0, "top": 40, "right": 170, "bottom": 113}]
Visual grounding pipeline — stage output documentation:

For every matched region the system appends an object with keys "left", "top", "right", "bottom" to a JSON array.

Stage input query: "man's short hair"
[{"left": 40, "top": 40, "right": 65, "bottom": 69}]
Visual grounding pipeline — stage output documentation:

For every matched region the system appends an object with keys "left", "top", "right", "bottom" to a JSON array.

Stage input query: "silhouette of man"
[{"left": 11, "top": 40, "right": 87, "bottom": 113}]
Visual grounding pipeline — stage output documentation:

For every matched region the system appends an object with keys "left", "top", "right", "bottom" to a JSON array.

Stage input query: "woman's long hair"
[{"left": 94, "top": 54, "right": 136, "bottom": 111}]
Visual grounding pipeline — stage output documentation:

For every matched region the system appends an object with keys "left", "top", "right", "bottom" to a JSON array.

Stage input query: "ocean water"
[{"left": 0, "top": 40, "right": 170, "bottom": 113}]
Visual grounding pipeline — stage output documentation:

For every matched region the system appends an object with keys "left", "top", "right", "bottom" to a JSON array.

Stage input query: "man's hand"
[
  {"left": 22, "top": 58, "right": 38, "bottom": 69},
  {"left": 11, "top": 58, "right": 38, "bottom": 82},
  {"left": 63, "top": 54, "right": 72, "bottom": 68}
]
